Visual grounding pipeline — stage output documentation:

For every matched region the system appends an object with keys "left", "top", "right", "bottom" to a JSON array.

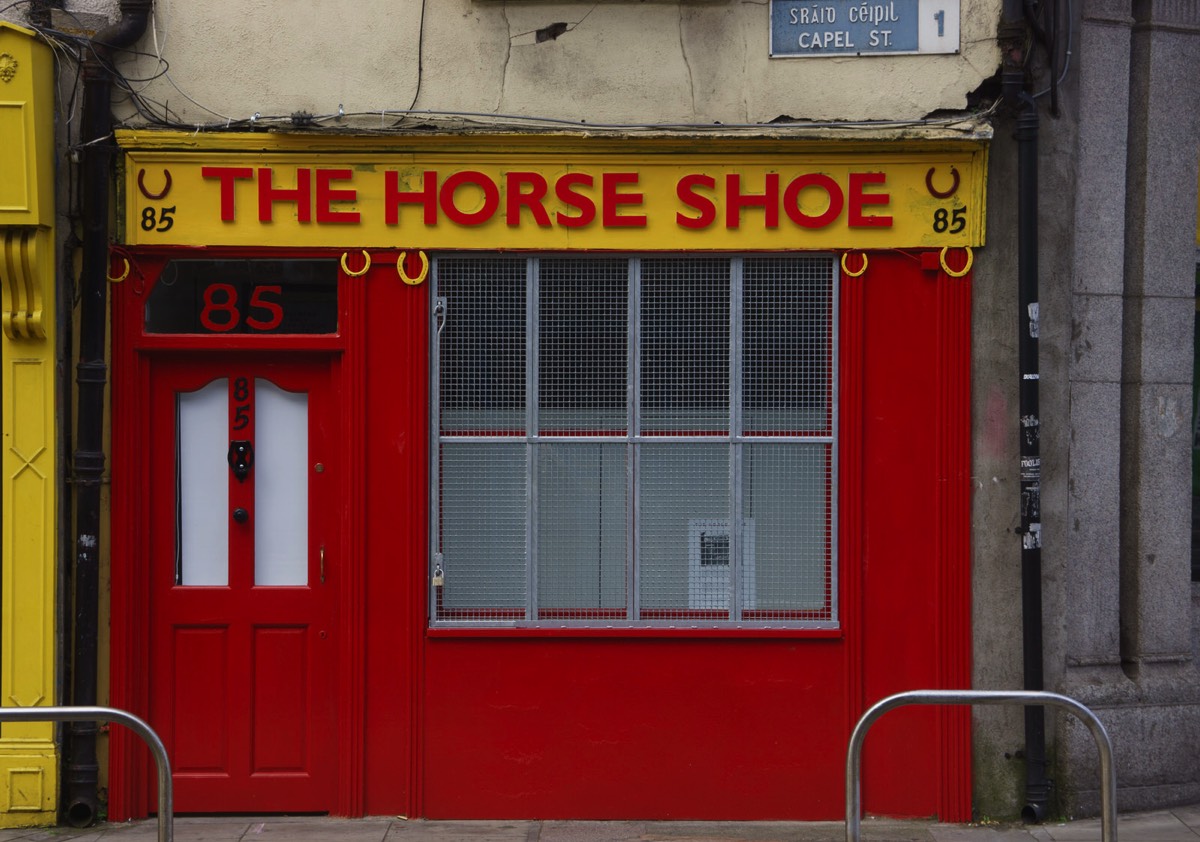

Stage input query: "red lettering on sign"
[
  {"left": 676, "top": 174, "right": 717, "bottom": 229},
  {"left": 555, "top": 173, "right": 596, "bottom": 228},
  {"left": 601, "top": 173, "right": 646, "bottom": 228},
  {"left": 200, "top": 283, "right": 239, "bottom": 332},
  {"left": 440, "top": 171, "right": 501, "bottom": 226},
  {"left": 201, "top": 166, "right": 253, "bottom": 221},
  {"left": 258, "top": 168, "right": 312, "bottom": 223},
  {"left": 726, "top": 173, "right": 780, "bottom": 229},
  {"left": 783, "top": 173, "right": 844, "bottom": 229},
  {"left": 315, "top": 169, "right": 360, "bottom": 224},
  {"left": 199, "top": 165, "right": 900, "bottom": 234},
  {"left": 506, "top": 172, "right": 552, "bottom": 227},
  {"left": 198, "top": 284, "right": 286, "bottom": 332},
  {"left": 847, "top": 172, "right": 892, "bottom": 228},
  {"left": 244, "top": 285, "right": 284, "bottom": 330},
  {"left": 385, "top": 170, "right": 438, "bottom": 225}
]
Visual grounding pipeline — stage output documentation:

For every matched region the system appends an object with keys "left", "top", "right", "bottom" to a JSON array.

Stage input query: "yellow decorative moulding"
[
  {"left": 0, "top": 21, "right": 54, "bottom": 229},
  {"left": 1, "top": 227, "right": 48, "bottom": 340},
  {"left": 0, "top": 19, "right": 58, "bottom": 829}
]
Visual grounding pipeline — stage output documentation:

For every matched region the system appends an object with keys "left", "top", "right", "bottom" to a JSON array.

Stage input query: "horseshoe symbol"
[
  {"left": 939, "top": 246, "right": 974, "bottom": 278},
  {"left": 397, "top": 251, "right": 430, "bottom": 286},
  {"left": 137, "top": 168, "right": 173, "bottom": 200},
  {"left": 106, "top": 256, "right": 131, "bottom": 283},
  {"left": 341, "top": 250, "right": 371, "bottom": 277},
  {"left": 840, "top": 251, "right": 868, "bottom": 278},
  {"left": 925, "top": 166, "right": 960, "bottom": 199}
]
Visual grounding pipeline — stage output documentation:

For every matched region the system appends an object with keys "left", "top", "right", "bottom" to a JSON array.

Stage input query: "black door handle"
[{"left": 227, "top": 439, "right": 254, "bottom": 482}]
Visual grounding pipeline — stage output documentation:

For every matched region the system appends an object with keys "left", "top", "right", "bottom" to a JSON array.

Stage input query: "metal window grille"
[{"left": 431, "top": 254, "right": 837, "bottom": 628}]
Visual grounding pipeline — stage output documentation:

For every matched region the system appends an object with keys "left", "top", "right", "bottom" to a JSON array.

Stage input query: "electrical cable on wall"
[
  {"left": 4, "top": 0, "right": 1001, "bottom": 137},
  {"left": 404, "top": 0, "right": 426, "bottom": 113},
  {"left": 1023, "top": 0, "right": 1070, "bottom": 114}
]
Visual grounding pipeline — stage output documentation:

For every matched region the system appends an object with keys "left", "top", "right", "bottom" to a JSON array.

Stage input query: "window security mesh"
[
  {"left": 744, "top": 258, "right": 832, "bottom": 436},
  {"left": 539, "top": 259, "right": 628, "bottom": 435},
  {"left": 438, "top": 258, "right": 525, "bottom": 436},
  {"left": 432, "top": 255, "right": 836, "bottom": 627},
  {"left": 537, "top": 442, "right": 627, "bottom": 618},
  {"left": 641, "top": 259, "right": 730, "bottom": 434}
]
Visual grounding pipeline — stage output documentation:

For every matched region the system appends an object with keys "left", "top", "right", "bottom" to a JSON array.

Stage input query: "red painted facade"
[{"left": 108, "top": 247, "right": 971, "bottom": 821}]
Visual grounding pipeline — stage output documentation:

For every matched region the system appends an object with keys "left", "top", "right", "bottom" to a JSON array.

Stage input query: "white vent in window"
[{"left": 687, "top": 519, "right": 755, "bottom": 610}]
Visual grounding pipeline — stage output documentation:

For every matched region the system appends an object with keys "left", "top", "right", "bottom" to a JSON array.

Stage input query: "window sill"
[{"left": 426, "top": 625, "right": 842, "bottom": 639}]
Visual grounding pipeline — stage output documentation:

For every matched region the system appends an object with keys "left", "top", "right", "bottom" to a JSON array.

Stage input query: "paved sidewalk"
[{"left": 0, "top": 806, "right": 1197, "bottom": 842}]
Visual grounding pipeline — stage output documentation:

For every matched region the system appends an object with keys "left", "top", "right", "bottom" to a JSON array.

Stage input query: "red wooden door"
[{"left": 147, "top": 358, "right": 338, "bottom": 812}]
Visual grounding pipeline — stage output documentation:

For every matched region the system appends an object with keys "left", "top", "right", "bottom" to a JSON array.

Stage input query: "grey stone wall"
[
  {"left": 973, "top": 0, "right": 1200, "bottom": 819},
  {"left": 971, "top": 111, "right": 1027, "bottom": 819}
]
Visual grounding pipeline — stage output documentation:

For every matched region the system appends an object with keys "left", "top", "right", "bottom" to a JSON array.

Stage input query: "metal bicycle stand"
[
  {"left": 845, "top": 690, "right": 1116, "bottom": 842},
  {"left": 0, "top": 706, "right": 173, "bottom": 842}
]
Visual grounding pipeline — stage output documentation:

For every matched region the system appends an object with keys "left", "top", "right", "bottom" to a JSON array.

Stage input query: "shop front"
[{"left": 107, "top": 130, "right": 984, "bottom": 821}]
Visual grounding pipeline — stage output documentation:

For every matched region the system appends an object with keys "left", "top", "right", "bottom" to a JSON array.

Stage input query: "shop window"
[{"left": 431, "top": 255, "right": 836, "bottom": 627}]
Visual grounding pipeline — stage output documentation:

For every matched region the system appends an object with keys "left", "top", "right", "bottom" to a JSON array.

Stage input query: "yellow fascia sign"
[
  {"left": 0, "top": 20, "right": 59, "bottom": 827},
  {"left": 117, "top": 132, "right": 988, "bottom": 250}
]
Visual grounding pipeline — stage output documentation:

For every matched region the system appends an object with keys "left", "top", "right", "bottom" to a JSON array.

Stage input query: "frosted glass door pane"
[
  {"left": 178, "top": 380, "right": 229, "bottom": 586},
  {"left": 254, "top": 380, "right": 309, "bottom": 586}
]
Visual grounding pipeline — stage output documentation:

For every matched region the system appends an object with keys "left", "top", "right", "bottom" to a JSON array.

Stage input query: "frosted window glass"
[
  {"left": 537, "top": 443, "right": 627, "bottom": 615},
  {"left": 439, "top": 443, "right": 526, "bottom": 610},
  {"left": 254, "top": 381, "right": 309, "bottom": 586},
  {"left": 178, "top": 380, "right": 229, "bottom": 586}
]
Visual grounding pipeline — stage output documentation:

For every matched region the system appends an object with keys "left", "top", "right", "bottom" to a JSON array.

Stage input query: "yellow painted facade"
[{"left": 0, "top": 20, "right": 59, "bottom": 826}]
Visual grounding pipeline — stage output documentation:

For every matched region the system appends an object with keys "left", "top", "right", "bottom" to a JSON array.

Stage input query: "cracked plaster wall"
[{"left": 14, "top": 0, "right": 1001, "bottom": 127}]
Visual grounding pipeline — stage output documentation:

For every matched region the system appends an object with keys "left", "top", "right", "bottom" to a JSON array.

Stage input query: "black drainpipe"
[
  {"left": 1014, "top": 88, "right": 1048, "bottom": 825},
  {"left": 999, "top": 7, "right": 1049, "bottom": 822},
  {"left": 66, "top": 0, "right": 152, "bottom": 828}
]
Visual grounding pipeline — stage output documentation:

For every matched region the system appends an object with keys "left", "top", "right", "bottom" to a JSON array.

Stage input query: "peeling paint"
[
  {"left": 1021, "top": 414, "right": 1040, "bottom": 447},
  {"left": 499, "top": 2, "right": 511, "bottom": 111},
  {"left": 1156, "top": 395, "right": 1181, "bottom": 438},
  {"left": 983, "top": 388, "right": 1010, "bottom": 460},
  {"left": 1027, "top": 302, "right": 1039, "bottom": 339},
  {"left": 1021, "top": 482, "right": 1040, "bottom": 518},
  {"left": 1022, "top": 522, "right": 1042, "bottom": 550},
  {"left": 535, "top": 22, "right": 569, "bottom": 43},
  {"left": 679, "top": 5, "right": 696, "bottom": 115}
]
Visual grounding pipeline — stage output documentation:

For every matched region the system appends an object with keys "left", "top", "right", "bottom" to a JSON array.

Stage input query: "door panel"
[
  {"left": 251, "top": 626, "right": 310, "bottom": 772},
  {"left": 149, "top": 359, "right": 337, "bottom": 813},
  {"left": 172, "top": 627, "right": 230, "bottom": 773}
]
